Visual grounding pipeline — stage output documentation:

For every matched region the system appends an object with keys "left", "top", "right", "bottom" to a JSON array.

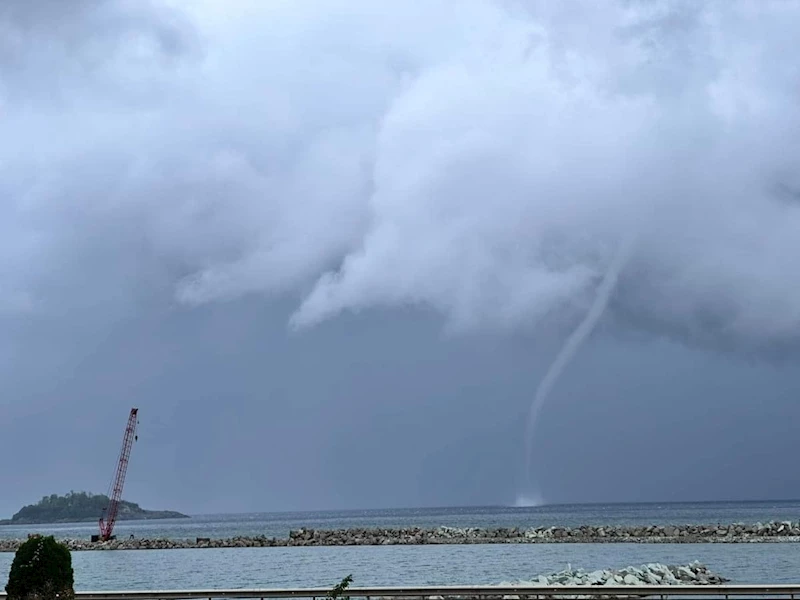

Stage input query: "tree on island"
[{"left": 3, "top": 491, "right": 187, "bottom": 524}]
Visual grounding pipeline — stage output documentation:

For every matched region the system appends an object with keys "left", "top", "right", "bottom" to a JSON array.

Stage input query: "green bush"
[
  {"left": 327, "top": 574, "right": 353, "bottom": 600},
  {"left": 5, "top": 535, "right": 75, "bottom": 600}
]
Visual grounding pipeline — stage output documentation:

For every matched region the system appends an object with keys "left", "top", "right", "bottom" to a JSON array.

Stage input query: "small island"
[{"left": 0, "top": 491, "right": 188, "bottom": 525}]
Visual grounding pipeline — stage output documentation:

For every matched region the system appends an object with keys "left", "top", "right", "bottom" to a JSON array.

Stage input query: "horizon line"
[{"left": 184, "top": 497, "right": 800, "bottom": 518}]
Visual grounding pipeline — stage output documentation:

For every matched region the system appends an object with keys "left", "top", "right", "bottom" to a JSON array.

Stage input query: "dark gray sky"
[{"left": 1, "top": 0, "right": 800, "bottom": 517}]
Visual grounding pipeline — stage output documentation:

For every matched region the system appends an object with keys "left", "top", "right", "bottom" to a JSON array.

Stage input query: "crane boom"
[{"left": 99, "top": 408, "right": 139, "bottom": 541}]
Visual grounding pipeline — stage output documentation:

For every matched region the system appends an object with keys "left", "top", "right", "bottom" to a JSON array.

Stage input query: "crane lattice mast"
[{"left": 99, "top": 408, "right": 139, "bottom": 541}]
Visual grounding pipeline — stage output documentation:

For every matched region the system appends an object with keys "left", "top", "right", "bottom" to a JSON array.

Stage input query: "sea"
[{"left": 1, "top": 501, "right": 799, "bottom": 591}]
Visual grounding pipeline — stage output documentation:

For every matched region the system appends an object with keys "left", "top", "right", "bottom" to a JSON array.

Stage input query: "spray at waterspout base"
[{"left": 513, "top": 492, "right": 545, "bottom": 508}]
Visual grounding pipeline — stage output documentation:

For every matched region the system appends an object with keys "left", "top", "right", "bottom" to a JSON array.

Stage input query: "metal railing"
[{"left": 1, "top": 585, "right": 799, "bottom": 600}]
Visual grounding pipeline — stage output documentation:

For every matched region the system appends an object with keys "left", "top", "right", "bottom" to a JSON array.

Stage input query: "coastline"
[
  {"left": 0, "top": 513, "right": 189, "bottom": 526},
  {"left": 0, "top": 521, "right": 798, "bottom": 551}
]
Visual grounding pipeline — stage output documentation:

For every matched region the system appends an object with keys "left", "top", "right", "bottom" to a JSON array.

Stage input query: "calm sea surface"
[{"left": 0, "top": 502, "right": 798, "bottom": 590}]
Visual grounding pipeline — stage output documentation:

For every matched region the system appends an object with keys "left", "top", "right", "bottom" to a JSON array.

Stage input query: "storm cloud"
[
  {"left": 1, "top": 0, "right": 799, "bottom": 515},
  {"left": 1, "top": 0, "right": 798, "bottom": 347}
]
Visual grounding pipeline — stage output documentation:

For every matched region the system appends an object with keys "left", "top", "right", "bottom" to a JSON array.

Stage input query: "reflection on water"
[{"left": 0, "top": 543, "right": 797, "bottom": 590}]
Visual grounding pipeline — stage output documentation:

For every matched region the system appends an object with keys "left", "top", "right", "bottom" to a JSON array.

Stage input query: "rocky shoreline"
[
  {"left": 372, "top": 563, "right": 729, "bottom": 600},
  {"left": 0, "top": 521, "right": 798, "bottom": 552},
  {"left": 505, "top": 561, "right": 728, "bottom": 587}
]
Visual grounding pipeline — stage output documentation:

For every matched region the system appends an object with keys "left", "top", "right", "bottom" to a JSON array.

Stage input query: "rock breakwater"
[
  {"left": 0, "top": 521, "right": 798, "bottom": 551},
  {"left": 284, "top": 521, "right": 800, "bottom": 546}
]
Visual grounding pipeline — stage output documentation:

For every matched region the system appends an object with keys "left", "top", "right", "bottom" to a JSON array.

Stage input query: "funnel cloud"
[{"left": 523, "top": 233, "right": 637, "bottom": 497}]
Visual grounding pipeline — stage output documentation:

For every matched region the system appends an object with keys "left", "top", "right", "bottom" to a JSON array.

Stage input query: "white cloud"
[{"left": 1, "top": 0, "right": 799, "bottom": 351}]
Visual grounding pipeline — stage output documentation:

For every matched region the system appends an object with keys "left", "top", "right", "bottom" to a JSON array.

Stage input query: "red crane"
[{"left": 98, "top": 408, "right": 139, "bottom": 541}]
